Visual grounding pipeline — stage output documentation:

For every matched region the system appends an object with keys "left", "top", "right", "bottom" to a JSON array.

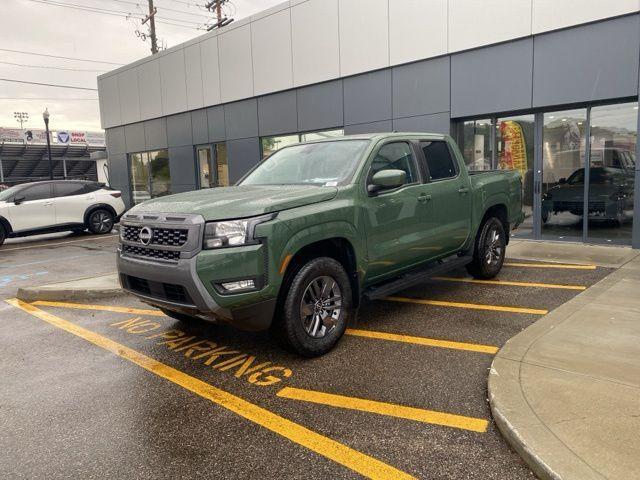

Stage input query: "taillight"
[{"left": 110, "top": 192, "right": 122, "bottom": 198}]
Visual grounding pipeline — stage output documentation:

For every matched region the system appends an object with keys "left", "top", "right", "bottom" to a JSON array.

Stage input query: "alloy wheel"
[
  {"left": 299, "top": 275, "right": 342, "bottom": 339},
  {"left": 92, "top": 211, "right": 113, "bottom": 233},
  {"left": 485, "top": 227, "right": 503, "bottom": 266}
]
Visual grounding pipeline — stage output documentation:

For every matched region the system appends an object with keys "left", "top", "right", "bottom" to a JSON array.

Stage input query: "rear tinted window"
[
  {"left": 22, "top": 184, "right": 52, "bottom": 201},
  {"left": 421, "top": 141, "right": 457, "bottom": 181},
  {"left": 55, "top": 182, "right": 87, "bottom": 197}
]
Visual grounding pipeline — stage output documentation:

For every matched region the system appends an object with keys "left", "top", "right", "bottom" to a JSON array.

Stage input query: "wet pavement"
[{"left": 0, "top": 234, "right": 612, "bottom": 479}]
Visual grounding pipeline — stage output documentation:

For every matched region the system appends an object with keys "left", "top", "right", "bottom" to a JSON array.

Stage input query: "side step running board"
[{"left": 364, "top": 255, "right": 472, "bottom": 301}]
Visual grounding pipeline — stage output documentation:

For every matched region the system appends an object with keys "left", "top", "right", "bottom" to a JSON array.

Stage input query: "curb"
[{"left": 16, "top": 273, "right": 126, "bottom": 303}]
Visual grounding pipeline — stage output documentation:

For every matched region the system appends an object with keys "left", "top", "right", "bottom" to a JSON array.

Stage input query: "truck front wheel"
[
  {"left": 466, "top": 217, "right": 506, "bottom": 279},
  {"left": 277, "top": 257, "right": 352, "bottom": 357}
]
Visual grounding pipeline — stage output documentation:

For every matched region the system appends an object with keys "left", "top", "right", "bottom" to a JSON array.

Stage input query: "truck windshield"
[{"left": 240, "top": 140, "right": 369, "bottom": 186}]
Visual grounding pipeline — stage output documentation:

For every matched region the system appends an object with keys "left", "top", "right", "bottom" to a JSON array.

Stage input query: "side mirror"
[
  {"left": 558, "top": 178, "right": 567, "bottom": 184},
  {"left": 368, "top": 169, "right": 407, "bottom": 194},
  {"left": 14, "top": 196, "right": 25, "bottom": 205}
]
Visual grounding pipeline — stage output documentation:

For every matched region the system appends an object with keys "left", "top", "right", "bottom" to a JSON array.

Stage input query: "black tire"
[
  {"left": 276, "top": 257, "right": 353, "bottom": 357},
  {"left": 161, "top": 309, "right": 203, "bottom": 327},
  {"left": 88, "top": 209, "right": 114, "bottom": 234},
  {"left": 0, "top": 225, "right": 5, "bottom": 247},
  {"left": 466, "top": 217, "right": 506, "bottom": 280}
]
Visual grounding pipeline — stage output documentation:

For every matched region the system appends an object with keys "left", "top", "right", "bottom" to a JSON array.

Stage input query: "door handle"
[
  {"left": 458, "top": 187, "right": 469, "bottom": 195},
  {"left": 43, "top": 201, "right": 53, "bottom": 206},
  {"left": 418, "top": 194, "right": 432, "bottom": 203}
]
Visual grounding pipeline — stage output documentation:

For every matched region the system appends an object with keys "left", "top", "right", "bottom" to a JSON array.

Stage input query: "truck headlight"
[{"left": 203, "top": 214, "right": 275, "bottom": 249}]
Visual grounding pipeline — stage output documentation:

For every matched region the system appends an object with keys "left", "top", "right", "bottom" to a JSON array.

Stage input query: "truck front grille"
[
  {"left": 122, "top": 244, "right": 180, "bottom": 262},
  {"left": 121, "top": 274, "right": 194, "bottom": 305},
  {"left": 122, "top": 225, "right": 188, "bottom": 247}
]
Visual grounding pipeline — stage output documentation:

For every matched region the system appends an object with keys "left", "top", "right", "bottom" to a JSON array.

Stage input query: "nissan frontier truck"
[{"left": 117, "top": 133, "right": 524, "bottom": 356}]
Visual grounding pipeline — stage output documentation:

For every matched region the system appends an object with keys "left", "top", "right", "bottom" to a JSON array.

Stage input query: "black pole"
[{"left": 44, "top": 118, "right": 53, "bottom": 180}]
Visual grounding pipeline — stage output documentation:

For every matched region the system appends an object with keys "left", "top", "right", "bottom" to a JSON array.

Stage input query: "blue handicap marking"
[{"left": 0, "top": 271, "right": 48, "bottom": 287}]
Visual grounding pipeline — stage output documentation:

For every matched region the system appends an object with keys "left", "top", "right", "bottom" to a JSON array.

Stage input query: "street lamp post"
[{"left": 43, "top": 108, "right": 53, "bottom": 180}]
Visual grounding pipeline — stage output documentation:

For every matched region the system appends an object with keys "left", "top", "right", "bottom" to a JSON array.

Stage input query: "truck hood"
[{"left": 130, "top": 185, "right": 338, "bottom": 221}]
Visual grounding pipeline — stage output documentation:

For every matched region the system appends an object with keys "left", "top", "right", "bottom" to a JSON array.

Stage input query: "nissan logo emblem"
[{"left": 139, "top": 226, "right": 153, "bottom": 246}]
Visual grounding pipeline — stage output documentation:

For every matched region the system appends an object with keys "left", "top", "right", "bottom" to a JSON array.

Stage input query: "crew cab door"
[
  {"left": 6, "top": 183, "right": 55, "bottom": 232},
  {"left": 53, "top": 181, "right": 96, "bottom": 224},
  {"left": 418, "top": 139, "right": 472, "bottom": 255},
  {"left": 363, "top": 141, "right": 432, "bottom": 280}
]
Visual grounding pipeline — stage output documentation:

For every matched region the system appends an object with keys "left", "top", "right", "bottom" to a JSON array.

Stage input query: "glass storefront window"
[
  {"left": 197, "top": 146, "right": 214, "bottom": 188},
  {"left": 215, "top": 143, "right": 229, "bottom": 187},
  {"left": 128, "top": 149, "right": 170, "bottom": 204},
  {"left": 587, "top": 102, "right": 637, "bottom": 244},
  {"left": 462, "top": 119, "right": 493, "bottom": 171},
  {"left": 261, "top": 129, "right": 345, "bottom": 159},
  {"left": 496, "top": 115, "right": 535, "bottom": 238},
  {"left": 541, "top": 109, "right": 587, "bottom": 239}
]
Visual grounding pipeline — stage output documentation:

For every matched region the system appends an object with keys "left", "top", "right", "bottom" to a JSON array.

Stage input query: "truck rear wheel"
[
  {"left": 277, "top": 257, "right": 352, "bottom": 357},
  {"left": 466, "top": 217, "right": 506, "bottom": 279}
]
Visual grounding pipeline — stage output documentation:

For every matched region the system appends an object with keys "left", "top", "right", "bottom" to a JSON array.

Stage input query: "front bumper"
[{"left": 116, "top": 212, "right": 277, "bottom": 331}]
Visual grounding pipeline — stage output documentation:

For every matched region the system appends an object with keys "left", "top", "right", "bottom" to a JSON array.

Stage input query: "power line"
[
  {"left": 0, "top": 78, "right": 98, "bottom": 91},
  {"left": 106, "top": 0, "right": 211, "bottom": 19},
  {"left": 0, "top": 48, "right": 124, "bottom": 66},
  {"left": 25, "top": 0, "right": 204, "bottom": 29},
  {"left": 0, "top": 61, "right": 107, "bottom": 73}
]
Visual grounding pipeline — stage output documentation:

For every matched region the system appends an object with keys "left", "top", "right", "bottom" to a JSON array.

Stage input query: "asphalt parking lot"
[{"left": 0, "top": 235, "right": 612, "bottom": 479}]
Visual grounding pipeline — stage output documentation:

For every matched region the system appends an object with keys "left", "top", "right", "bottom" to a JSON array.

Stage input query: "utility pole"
[
  {"left": 143, "top": 0, "right": 158, "bottom": 54},
  {"left": 205, "top": 0, "right": 234, "bottom": 31}
]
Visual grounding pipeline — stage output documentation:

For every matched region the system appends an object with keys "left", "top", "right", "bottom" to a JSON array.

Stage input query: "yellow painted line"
[
  {"left": 504, "top": 262, "right": 597, "bottom": 270},
  {"left": 1, "top": 234, "right": 118, "bottom": 252},
  {"left": 277, "top": 387, "right": 488, "bottom": 433},
  {"left": 345, "top": 328, "right": 498, "bottom": 354},
  {"left": 33, "top": 300, "right": 164, "bottom": 317},
  {"left": 7, "top": 299, "right": 414, "bottom": 480},
  {"left": 433, "top": 276, "right": 586, "bottom": 291},
  {"left": 385, "top": 296, "right": 548, "bottom": 315}
]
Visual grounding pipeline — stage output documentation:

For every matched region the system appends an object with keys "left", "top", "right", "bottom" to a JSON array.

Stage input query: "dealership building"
[{"left": 97, "top": 0, "right": 640, "bottom": 248}]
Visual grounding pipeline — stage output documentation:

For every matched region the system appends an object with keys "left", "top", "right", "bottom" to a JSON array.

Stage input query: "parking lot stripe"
[
  {"left": 7, "top": 299, "right": 415, "bottom": 480},
  {"left": 503, "top": 262, "right": 597, "bottom": 270},
  {"left": 277, "top": 387, "right": 488, "bottom": 433},
  {"left": 385, "top": 296, "right": 548, "bottom": 315},
  {"left": 432, "top": 276, "right": 586, "bottom": 291},
  {"left": 1, "top": 234, "right": 118, "bottom": 252},
  {"left": 33, "top": 300, "right": 164, "bottom": 316},
  {"left": 345, "top": 328, "right": 498, "bottom": 354}
]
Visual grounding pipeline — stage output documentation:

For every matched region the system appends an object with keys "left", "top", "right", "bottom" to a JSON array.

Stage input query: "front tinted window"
[
  {"left": 22, "top": 184, "right": 52, "bottom": 201},
  {"left": 369, "top": 142, "right": 417, "bottom": 184},
  {"left": 0, "top": 185, "right": 24, "bottom": 202},
  {"left": 240, "top": 140, "right": 369, "bottom": 186},
  {"left": 421, "top": 141, "right": 457, "bottom": 180},
  {"left": 55, "top": 182, "right": 87, "bottom": 197}
]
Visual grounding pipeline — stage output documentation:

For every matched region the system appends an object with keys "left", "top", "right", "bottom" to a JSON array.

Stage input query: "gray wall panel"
[
  {"left": 124, "top": 122, "right": 145, "bottom": 153},
  {"left": 168, "top": 145, "right": 197, "bottom": 189},
  {"left": 258, "top": 90, "right": 298, "bottom": 136},
  {"left": 343, "top": 70, "right": 392, "bottom": 125},
  {"left": 206, "top": 106, "right": 226, "bottom": 143},
  {"left": 344, "top": 120, "right": 392, "bottom": 135},
  {"left": 167, "top": 112, "right": 193, "bottom": 147},
  {"left": 393, "top": 56, "right": 450, "bottom": 118},
  {"left": 392, "top": 112, "right": 451, "bottom": 134},
  {"left": 106, "top": 153, "right": 131, "bottom": 206},
  {"left": 171, "top": 184, "right": 198, "bottom": 194},
  {"left": 224, "top": 99, "right": 259, "bottom": 140},
  {"left": 143, "top": 118, "right": 168, "bottom": 150},
  {"left": 227, "top": 137, "right": 260, "bottom": 183},
  {"left": 533, "top": 14, "right": 640, "bottom": 107},
  {"left": 297, "top": 80, "right": 344, "bottom": 132},
  {"left": 105, "top": 127, "right": 126, "bottom": 155},
  {"left": 451, "top": 38, "right": 533, "bottom": 118},
  {"left": 191, "top": 109, "right": 209, "bottom": 145}
]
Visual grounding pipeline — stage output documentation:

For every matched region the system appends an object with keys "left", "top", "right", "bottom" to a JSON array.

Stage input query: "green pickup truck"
[{"left": 117, "top": 133, "right": 523, "bottom": 356}]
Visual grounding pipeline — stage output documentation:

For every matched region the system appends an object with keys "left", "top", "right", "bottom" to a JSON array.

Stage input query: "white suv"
[{"left": 0, "top": 180, "right": 126, "bottom": 246}]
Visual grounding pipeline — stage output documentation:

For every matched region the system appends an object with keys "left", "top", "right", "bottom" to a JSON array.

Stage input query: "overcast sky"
[{"left": 0, "top": 0, "right": 283, "bottom": 132}]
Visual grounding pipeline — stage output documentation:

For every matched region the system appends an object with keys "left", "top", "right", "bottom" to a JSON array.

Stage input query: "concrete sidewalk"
[{"left": 489, "top": 252, "right": 640, "bottom": 479}]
